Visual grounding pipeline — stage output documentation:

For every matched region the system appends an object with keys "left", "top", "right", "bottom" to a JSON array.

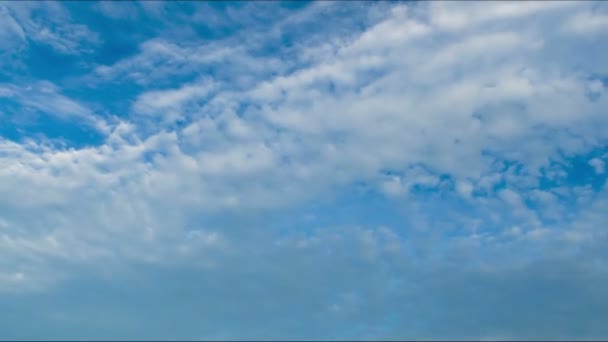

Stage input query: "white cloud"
[
  {"left": 0, "top": 4, "right": 26, "bottom": 49},
  {"left": 456, "top": 181, "right": 474, "bottom": 199},
  {"left": 1, "top": 1, "right": 608, "bottom": 297},
  {"left": 2, "top": 1, "right": 100, "bottom": 55},
  {"left": 92, "top": 38, "right": 273, "bottom": 88},
  {"left": 589, "top": 157, "right": 605, "bottom": 174},
  {"left": 132, "top": 79, "right": 215, "bottom": 123},
  {"left": 95, "top": 1, "right": 140, "bottom": 20},
  {"left": 429, "top": 1, "right": 582, "bottom": 31},
  {"left": 380, "top": 176, "right": 406, "bottom": 198},
  {"left": 563, "top": 11, "right": 608, "bottom": 35},
  {"left": 0, "top": 81, "right": 110, "bottom": 134}
]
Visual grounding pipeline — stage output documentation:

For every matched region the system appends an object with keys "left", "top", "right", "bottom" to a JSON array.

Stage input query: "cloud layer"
[{"left": 1, "top": 0, "right": 608, "bottom": 339}]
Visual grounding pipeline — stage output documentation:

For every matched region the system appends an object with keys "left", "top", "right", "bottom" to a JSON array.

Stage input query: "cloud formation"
[{"left": 0, "top": 0, "right": 607, "bottom": 339}]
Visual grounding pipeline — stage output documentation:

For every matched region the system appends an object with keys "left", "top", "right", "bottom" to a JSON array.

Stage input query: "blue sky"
[{"left": 1, "top": 0, "right": 608, "bottom": 339}]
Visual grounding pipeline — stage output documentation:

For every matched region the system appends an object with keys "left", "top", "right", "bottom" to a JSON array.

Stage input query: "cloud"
[
  {"left": 95, "top": 1, "right": 140, "bottom": 20},
  {"left": 1, "top": 0, "right": 606, "bottom": 279},
  {"left": 2, "top": 222, "right": 608, "bottom": 339},
  {"left": 92, "top": 38, "right": 274, "bottom": 89},
  {"left": 589, "top": 157, "right": 606, "bottom": 174},
  {"left": 563, "top": 10, "right": 608, "bottom": 35},
  {"left": 0, "top": 5, "right": 26, "bottom": 49},
  {"left": 0, "top": 81, "right": 110, "bottom": 135},
  {"left": 1, "top": 1, "right": 608, "bottom": 339},
  {"left": 132, "top": 79, "right": 215, "bottom": 124},
  {"left": 1, "top": 1, "right": 101, "bottom": 55},
  {"left": 428, "top": 1, "right": 582, "bottom": 31}
]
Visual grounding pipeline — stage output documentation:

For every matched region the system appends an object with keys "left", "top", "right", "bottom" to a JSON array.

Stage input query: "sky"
[{"left": 1, "top": 0, "right": 608, "bottom": 340}]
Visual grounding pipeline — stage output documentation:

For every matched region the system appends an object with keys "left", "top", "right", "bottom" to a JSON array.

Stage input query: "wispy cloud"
[
  {"left": 0, "top": 81, "right": 110, "bottom": 134},
  {"left": 1, "top": 1, "right": 101, "bottom": 55}
]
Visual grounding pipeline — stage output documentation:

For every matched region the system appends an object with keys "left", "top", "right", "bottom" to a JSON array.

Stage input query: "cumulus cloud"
[
  {"left": 2, "top": 0, "right": 606, "bottom": 280},
  {"left": 2, "top": 0, "right": 607, "bottom": 285}
]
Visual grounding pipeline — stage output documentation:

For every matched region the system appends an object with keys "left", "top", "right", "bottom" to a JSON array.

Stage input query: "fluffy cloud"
[
  {"left": 589, "top": 157, "right": 606, "bottom": 174},
  {"left": 0, "top": 1, "right": 608, "bottom": 339}
]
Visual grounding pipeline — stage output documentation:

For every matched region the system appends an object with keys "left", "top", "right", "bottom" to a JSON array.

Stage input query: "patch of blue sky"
[
  {"left": 22, "top": 43, "right": 92, "bottom": 81},
  {"left": 3, "top": 111, "right": 105, "bottom": 148}
]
